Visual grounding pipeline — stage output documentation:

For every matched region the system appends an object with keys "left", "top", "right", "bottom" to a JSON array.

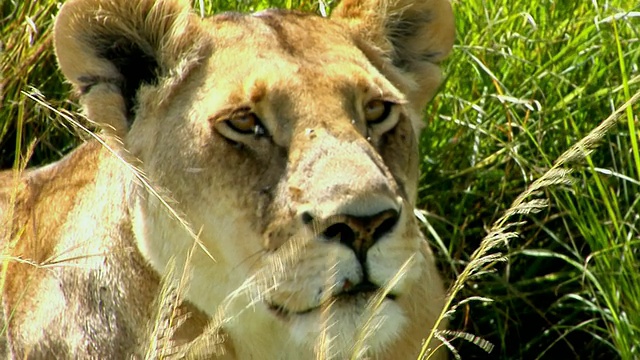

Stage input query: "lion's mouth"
[{"left": 267, "top": 280, "right": 397, "bottom": 317}]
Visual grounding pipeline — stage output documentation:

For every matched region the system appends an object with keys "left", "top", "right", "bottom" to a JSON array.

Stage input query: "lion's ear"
[
  {"left": 332, "top": 0, "right": 454, "bottom": 111},
  {"left": 54, "top": 0, "right": 204, "bottom": 137}
]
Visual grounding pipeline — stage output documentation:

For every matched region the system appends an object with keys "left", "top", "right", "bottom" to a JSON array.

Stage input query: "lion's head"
[{"left": 53, "top": 0, "right": 454, "bottom": 358}]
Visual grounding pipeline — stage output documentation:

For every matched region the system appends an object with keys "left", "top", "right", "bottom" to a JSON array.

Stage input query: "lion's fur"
[{"left": 1, "top": 0, "right": 454, "bottom": 358}]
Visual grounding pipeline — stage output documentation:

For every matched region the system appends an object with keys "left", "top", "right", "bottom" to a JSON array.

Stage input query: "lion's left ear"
[
  {"left": 332, "top": 0, "right": 454, "bottom": 118},
  {"left": 54, "top": 0, "right": 206, "bottom": 138}
]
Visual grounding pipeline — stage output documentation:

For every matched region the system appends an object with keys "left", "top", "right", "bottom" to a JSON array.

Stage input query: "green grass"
[
  {"left": 1, "top": 0, "right": 639, "bottom": 359},
  {"left": 421, "top": 0, "right": 640, "bottom": 358}
]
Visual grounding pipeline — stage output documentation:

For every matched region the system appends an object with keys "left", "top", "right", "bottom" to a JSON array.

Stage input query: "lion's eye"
[
  {"left": 364, "top": 100, "right": 393, "bottom": 124},
  {"left": 225, "top": 112, "right": 266, "bottom": 136}
]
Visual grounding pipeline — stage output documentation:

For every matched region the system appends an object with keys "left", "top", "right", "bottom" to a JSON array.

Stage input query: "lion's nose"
[{"left": 302, "top": 207, "right": 400, "bottom": 261}]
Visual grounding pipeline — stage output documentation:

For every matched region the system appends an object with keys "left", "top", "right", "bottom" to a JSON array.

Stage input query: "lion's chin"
[{"left": 268, "top": 297, "right": 407, "bottom": 359}]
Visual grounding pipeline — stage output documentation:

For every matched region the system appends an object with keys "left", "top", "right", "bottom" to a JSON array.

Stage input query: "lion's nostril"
[
  {"left": 371, "top": 209, "right": 400, "bottom": 241},
  {"left": 318, "top": 208, "right": 400, "bottom": 255},
  {"left": 301, "top": 211, "right": 314, "bottom": 225},
  {"left": 322, "top": 223, "right": 356, "bottom": 244}
]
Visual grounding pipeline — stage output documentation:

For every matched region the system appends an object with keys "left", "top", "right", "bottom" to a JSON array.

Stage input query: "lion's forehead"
[
  {"left": 203, "top": 10, "right": 391, "bottom": 86},
  {"left": 208, "top": 10, "right": 355, "bottom": 59}
]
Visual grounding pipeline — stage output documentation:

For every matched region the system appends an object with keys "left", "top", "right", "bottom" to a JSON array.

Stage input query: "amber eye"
[
  {"left": 225, "top": 112, "right": 266, "bottom": 136},
  {"left": 364, "top": 100, "right": 392, "bottom": 124}
]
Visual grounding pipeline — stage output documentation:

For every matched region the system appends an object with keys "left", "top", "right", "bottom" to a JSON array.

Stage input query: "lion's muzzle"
[{"left": 261, "top": 127, "right": 411, "bottom": 316}]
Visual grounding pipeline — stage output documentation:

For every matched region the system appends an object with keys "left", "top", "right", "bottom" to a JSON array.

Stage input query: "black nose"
[{"left": 303, "top": 208, "right": 400, "bottom": 261}]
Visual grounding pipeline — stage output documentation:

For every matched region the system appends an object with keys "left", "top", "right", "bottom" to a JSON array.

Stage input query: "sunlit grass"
[{"left": 422, "top": 1, "right": 640, "bottom": 358}]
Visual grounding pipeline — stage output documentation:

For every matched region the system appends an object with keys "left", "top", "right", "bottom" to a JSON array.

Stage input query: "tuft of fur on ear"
[
  {"left": 333, "top": 0, "right": 454, "bottom": 127},
  {"left": 54, "top": 0, "right": 205, "bottom": 137}
]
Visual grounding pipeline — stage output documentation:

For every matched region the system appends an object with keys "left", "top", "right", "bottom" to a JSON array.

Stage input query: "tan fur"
[{"left": 1, "top": 0, "right": 454, "bottom": 358}]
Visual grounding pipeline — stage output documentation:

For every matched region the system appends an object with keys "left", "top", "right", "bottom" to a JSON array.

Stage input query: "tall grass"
[
  {"left": 422, "top": 1, "right": 640, "bottom": 358},
  {"left": 1, "top": 0, "right": 639, "bottom": 359}
]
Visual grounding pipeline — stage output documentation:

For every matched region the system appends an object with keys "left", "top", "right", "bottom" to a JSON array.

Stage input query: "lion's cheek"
[
  {"left": 366, "top": 228, "right": 425, "bottom": 295},
  {"left": 131, "top": 185, "right": 268, "bottom": 316}
]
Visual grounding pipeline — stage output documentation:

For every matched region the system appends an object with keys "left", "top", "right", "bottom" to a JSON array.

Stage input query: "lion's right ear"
[
  {"left": 54, "top": 0, "right": 205, "bottom": 137},
  {"left": 332, "top": 0, "right": 454, "bottom": 133}
]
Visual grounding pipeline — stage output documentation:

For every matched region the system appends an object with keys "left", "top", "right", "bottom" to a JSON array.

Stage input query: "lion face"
[{"left": 53, "top": 0, "right": 454, "bottom": 358}]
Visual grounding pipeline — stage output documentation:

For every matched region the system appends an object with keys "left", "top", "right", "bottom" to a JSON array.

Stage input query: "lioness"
[{"left": 0, "top": 0, "right": 454, "bottom": 358}]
